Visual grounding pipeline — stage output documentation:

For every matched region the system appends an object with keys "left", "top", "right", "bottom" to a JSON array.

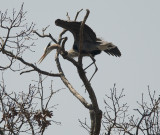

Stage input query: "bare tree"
[
  {"left": 102, "top": 85, "right": 160, "bottom": 135},
  {"left": 33, "top": 8, "right": 103, "bottom": 135},
  {"left": 0, "top": 4, "right": 160, "bottom": 135},
  {"left": 0, "top": 4, "right": 102, "bottom": 135}
]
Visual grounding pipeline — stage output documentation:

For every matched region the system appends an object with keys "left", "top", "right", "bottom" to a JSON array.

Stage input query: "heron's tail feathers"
[
  {"left": 103, "top": 44, "right": 121, "bottom": 57},
  {"left": 97, "top": 41, "right": 121, "bottom": 57}
]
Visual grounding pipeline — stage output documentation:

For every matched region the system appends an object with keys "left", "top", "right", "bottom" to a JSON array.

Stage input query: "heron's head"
[{"left": 38, "top": 42, "right": 59, "bottom": 63}]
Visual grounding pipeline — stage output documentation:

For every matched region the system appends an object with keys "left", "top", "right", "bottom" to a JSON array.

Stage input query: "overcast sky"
[{"left": 1, "top": 0, "right": 160, "bottom": 135}]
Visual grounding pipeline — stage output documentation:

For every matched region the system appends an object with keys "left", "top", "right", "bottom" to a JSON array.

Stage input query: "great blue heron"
[
  {"left": 38, "top": 19, "right": 121, "bottom": 81},
  {"left": 39, "top": 19, "right": 121, "bottom": 63}
]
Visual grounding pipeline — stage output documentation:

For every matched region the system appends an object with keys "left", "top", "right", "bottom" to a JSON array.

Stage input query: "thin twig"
[
  {"left": 42, "top": 25, "right": 50, "bottom": 35},
  {"left": 33, "top": 30, "right": 57, "bottom": 44},
  {"left": 20, "top": 69, "right": 35, "bottom": 75},
  {"left": 74, "top": 9, "right": 83, "bottom": 21},
  {"left": 66, "top": 12, "right": 70, "bottom": 21}
]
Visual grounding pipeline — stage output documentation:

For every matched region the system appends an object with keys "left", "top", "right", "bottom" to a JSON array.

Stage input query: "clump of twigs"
[{"left": 0, "top": 73, "right": 60, "bottom": 135}]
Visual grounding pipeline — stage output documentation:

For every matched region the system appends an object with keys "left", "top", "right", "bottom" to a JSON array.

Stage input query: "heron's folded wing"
[{"left": 55, "top": 19, "right": 97, "bottom": 50}]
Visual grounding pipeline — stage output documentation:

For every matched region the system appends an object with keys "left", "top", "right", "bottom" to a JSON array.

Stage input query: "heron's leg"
[
  {"left": 84, "top": 54, "right": 98, "bottom": 82},
  {"left": 84, "top": 55, "right": 96, "bottom": 70},
  {"left": 84, "top": 61, "right": 94, "bottom": 70},
  {"left": 89, "top": 56, "right": 98, "bottom": 82}
]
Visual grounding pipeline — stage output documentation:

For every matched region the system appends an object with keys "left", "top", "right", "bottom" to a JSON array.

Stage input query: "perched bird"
[
  {"left": 38, "top": 19, "right": 121, "bottom": 63},
  {"left": 55, "top": 19, "right": 121, "bottom": 57}
]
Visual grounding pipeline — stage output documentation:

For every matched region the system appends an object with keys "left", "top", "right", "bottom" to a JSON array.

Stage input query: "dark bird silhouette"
[
  {"left": 38, "top": 19, "right": 121, "bottom": 63},
  {"left": 55, "top": 19, "right": 121, "bottom": 57}
]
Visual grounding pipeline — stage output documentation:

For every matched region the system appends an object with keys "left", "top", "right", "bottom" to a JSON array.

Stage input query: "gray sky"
[{"left": 0, "top": 0, "right": 160, "bottom": 135}]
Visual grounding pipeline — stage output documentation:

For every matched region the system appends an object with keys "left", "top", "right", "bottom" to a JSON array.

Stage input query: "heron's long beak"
[
  {"left": 38, "top": 52, "right": 48, "bottom": 64},
  {"left": 38, "top": 44, "right": 59, "bottom": 64}
]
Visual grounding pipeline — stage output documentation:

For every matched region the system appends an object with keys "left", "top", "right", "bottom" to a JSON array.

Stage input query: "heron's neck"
[
  {"left": 50, "top": 44, "right": 60, "bottom": 50},
  {"left": 67, "top": 49, "right": 79, "bottom": 57}
]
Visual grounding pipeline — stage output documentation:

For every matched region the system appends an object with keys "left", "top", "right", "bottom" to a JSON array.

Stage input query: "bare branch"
[
  {"left": 55, "top": 50, "right": 91, "bottom": 109},
  {"left": 33, "top": 30, "right": 57, "bottom": 44},
  {"left": 78, "top": 9, "right": 90, "bottom": 66},
  {"left": 2, "top": 49, "right": 61, "bottom": 77}
]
